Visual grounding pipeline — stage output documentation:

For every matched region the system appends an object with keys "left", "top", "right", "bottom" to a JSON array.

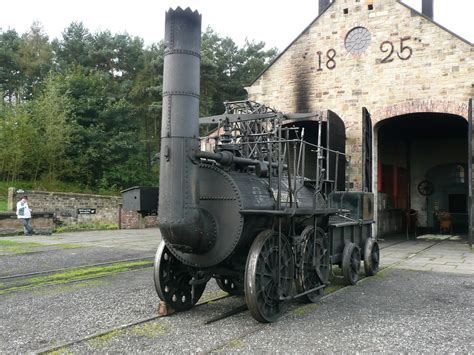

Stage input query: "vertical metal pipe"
[
  {"left": 319, "top": 0, "right": 331, "bottom": 14},
  {"left": 422, "top": 0, "right": 434, "bottom": 19},
  {"left": 158, "top": 8, "right": 216, "bottom": 253}
]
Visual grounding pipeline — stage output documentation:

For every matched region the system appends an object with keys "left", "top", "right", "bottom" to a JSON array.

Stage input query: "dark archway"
[{"left": 375, "top": 112, "right": 468, "bottom": 236}]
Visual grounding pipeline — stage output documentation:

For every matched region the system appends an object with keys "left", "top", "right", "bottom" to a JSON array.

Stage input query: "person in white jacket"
[{"left": 16, "top": 196, "right": 33, "bottom": 236}]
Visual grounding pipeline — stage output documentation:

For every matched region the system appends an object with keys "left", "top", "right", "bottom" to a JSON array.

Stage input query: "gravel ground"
[
  {"left": 0, "top": 267, "right": 164, "bottom": 353},
  {"left": 0, "top": 233, "right": 471, "bottom": 353},
  {"left": 0, "top": 265, "right": 232, "bottom": 354},
  {"left": 64, "top": 269, "right": 473, "bottom": 353},
  {"left": 0, "top": 246, "right": 155, "bottom": 277}
]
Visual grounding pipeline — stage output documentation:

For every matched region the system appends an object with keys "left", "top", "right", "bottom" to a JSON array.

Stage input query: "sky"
[{"left": 0, "top": 0, "right": 472, "bottom": 50}]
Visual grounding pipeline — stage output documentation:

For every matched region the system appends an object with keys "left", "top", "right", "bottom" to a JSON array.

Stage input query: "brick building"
[{"left": 245, "top": 0, "right": 473, "bottom": 237}]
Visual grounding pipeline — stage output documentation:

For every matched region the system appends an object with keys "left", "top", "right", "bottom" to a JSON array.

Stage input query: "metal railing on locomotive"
[
  {"left": 199, "top": 102, "right": 351, "bottom": 211},
  {"left": 198, "top": 103, "right": 351, "bottom": 305}
]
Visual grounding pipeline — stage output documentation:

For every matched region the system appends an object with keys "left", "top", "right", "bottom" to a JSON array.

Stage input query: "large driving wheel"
[
  {"left": 342, "top": 242, "right": 361, "bottom": 285},
  {"left": 296, "top": 226, "right": 330, "bottom": 303},
  {"left": 154, "top": 241, "right": 206, "bottom": 312},
  {"left": 216, "top": 276, "right": 244, "bottom": 295},
  {"left": 364, "top": 238, "right": 380, "bottom": 276},
  {"left": 245, "top": 229, "right": 294, "bottom": 323}
]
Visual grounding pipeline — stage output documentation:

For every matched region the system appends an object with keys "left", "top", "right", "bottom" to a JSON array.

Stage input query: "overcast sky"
[{"left": 0, "top": 0, "right": 472, "bottom": 50}]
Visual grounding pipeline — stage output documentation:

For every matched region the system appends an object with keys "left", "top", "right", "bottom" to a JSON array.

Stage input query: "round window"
[{"left": 345, "top": 27, "right": 371, "bottom": 54}]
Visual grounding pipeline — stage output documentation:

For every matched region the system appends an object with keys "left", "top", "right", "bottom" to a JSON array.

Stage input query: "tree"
[
  {"left": 18, "top": 23, "right": 53, "bottom": 99},
  {"left": 235, "top": 39, "right": 278, "bottom": 91},
  {"left": 0, "top": 103, "right": 35, "bottom": 180},
  {"left": 200, "top": 27, "right": 278, "bottom": 116},
  {"left": 53, "top": 22, "right": 93, "bottom": 69},
  {"left": 130, "top": 42, "right": 164, "bottom": 171},
  {"left": 0, "top": 22, "right": 279, "bottom": 191},
  {"left": 29, "top": 74, "right": 72, "bottom": 181},
  {"left": 0, "top": 29, "right": 23, "bottom": 103}
]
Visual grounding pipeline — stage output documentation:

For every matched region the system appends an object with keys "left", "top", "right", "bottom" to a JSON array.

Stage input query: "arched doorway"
[{"left": 374, "top": 112, "right": 468, "bottom": 236}]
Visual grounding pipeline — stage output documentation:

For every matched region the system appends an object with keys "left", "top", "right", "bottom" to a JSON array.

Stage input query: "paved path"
[
  {"left": 379, "top": 237, "right": 473, "bottom": 275},
  {"left": 0, "top": 229, "right": 161, "bottom": 277},
  {"left": 2, "top": 228, "right": 161, "bottom": 251},
  {"left": 3, "top": 229, "right": 471, "bottom": 275}
]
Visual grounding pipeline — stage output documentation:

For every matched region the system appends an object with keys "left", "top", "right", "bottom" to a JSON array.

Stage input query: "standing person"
[{"left": 16, "top": 196, "right": 33, "bottom": 236}]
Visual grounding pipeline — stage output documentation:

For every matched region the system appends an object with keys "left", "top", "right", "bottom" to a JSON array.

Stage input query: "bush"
[{"left": 53, "top": 223, "right": 119, "bottom": 233}]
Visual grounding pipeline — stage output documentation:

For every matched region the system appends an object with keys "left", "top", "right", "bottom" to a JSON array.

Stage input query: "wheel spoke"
[
  {"left": 296, "top": 227, "right": 329, "bottom": 302},
  {"left": 154, "top": 242, "right": 205, "bottom": 312},
  {"left": 246, "top": 230, "right": 294, "bottom": 322},
  {"left": 256, "top": 270, "right": 274, "bottom": 278}
]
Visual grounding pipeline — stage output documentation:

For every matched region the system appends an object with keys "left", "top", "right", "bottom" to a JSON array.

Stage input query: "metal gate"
[{"left": 362, "top": 107, "right": 373, "bottom": 192}]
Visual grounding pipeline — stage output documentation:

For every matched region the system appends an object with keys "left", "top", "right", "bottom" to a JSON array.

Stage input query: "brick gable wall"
[{"left": 247, "top": 0, "right": 473, "bottom": 190}]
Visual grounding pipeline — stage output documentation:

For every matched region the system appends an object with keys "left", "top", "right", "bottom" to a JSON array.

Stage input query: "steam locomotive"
[{"left": 154, "top": 7, "right": 379, "bottom": 323}]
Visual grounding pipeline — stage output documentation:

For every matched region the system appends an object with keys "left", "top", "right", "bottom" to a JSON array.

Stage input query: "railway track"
[
  {"left": 0, "top": 256, "right": 155, "bottom": 281},
  {"left": 35, "top": 293, "right": 232, "bottom": 355},
  {"left": 29, "top": 238, "right": 445, "bottom": 354},
  {"left": 0, "top": 257, "right": 155, "bottom": 295},
  {"left": 204, "top": 238, "right": 446, "bottom": 326}
]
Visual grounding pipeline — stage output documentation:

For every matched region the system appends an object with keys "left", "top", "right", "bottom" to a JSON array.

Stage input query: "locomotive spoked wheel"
[
  {"left": 296, "top": 226, "right": 330, "bottom": 303},
  {"left": 216, "top": 277, "right": 244, "bottom": 295},
  {"left": 154, "top": 241, "right": 206, "bottom": 312},
  {"left": 245, "top": 229, "right": 294, "bottom": 323},
  {"left": 363, "top": 238, "right": 380, "bottom": 276},
  {"left": 341, "top": 242, "right": 361, "bottom": 286}
]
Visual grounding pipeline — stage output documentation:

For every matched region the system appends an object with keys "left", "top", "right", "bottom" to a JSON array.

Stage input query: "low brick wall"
[
  {"left": 8, "top": 187, "right": 121, "bottom": 227},
  {"left": 0, "top": 212, "right": 54, "bottom": 235},
  {"left": 5, "top": 187, "right": 163, "bottom": 231},
  {"left": 119, "top": 208, "right": 158, "bottom": 229}
]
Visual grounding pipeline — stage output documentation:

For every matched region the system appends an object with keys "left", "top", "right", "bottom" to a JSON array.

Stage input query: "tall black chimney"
[
  {"left": 422, "top": 0, "right": 434, "bottom": 19},
  {"left": 159, "top": 7, "right": 217, "bottom": 254},
  {"left": 319, "top": 0, "right": 331, "bottom": 14}
]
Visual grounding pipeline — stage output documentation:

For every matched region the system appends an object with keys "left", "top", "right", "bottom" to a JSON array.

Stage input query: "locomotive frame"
[{"left": 154, "top": 8, "right": 380, "bottom": 323}]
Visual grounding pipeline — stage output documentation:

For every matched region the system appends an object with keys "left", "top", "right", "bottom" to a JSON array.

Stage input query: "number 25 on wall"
[{"left": 380, "top": 36, "right": 412, "bottom": 63}]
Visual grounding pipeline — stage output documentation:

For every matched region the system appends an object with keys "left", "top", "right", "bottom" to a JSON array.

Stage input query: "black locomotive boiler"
[{"left": 154, "top": 7, "right": 380, "bottom": 323}]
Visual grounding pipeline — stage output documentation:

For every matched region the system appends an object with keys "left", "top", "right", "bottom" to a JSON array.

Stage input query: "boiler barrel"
[{"left": 165, "top": 165, "right": 315, "bottom": 268}]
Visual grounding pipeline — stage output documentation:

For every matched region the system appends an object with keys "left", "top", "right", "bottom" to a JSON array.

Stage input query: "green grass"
[
  {"left": 45, "top": 347, "right": 72, "bottom": 355},
  {"left": 30, "top": 279, "right": 109, "bottom": 297},
  {"left": 294, "top": 303, "right": 319, "bottom": 316},
  {"left": 88, "top": 329, "right": 124, "bottom": 348},
  {"left": 225, "top": 338, "right": 245, "bottom": 349},
  {"left": 325, "top": 284, "right": 345, "bottom": 293},
  {"left": 131, "top": 322, "right": 168, "bottom": 338},
  {"left": 199, "top": 289, "right": 228, "bottom": 303},
  {"left": 0, "top": 198, "right": 7, "bottom": 212},
  {"left": 0, "top": 240, "right": 44, "bottom": 247},
  {"left": 0, "top": 240, "right": 83, "bottom": 256},
  {"left": 88, "top": 319, "right": 168, "bottom": 348},
  {"left": 0, "top": 260, "right": 153, "bottom": 295},
  {"left": 54, "top": 223, "right": 119, "bottom": 233}
]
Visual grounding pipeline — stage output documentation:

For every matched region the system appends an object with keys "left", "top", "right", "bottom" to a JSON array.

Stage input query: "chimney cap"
[{"left": 421, "top": 0, "right": 434, "bottom": 19}]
